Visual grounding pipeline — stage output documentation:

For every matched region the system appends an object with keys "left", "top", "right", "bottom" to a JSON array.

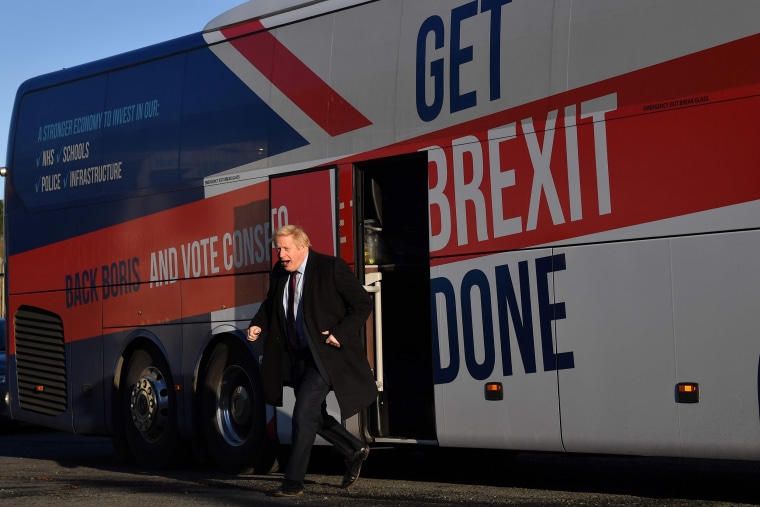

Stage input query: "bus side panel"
[
  {"left": 270, "top": 169, "right": 337, "bottom": 255},
  {"left": 565, "top": 0, "right": 760, "bottom": 93},
  {"left": 555, "top": 240, "right": 680, "bottom": 456},
  {"left": 329, "top": 4, "right": 403, "bottom": 158},
  {"left": 70, "top": 320, "right": 105, "bottom": 435},
  {"left": 100, "top": 324, "right": 185, "bottom": 436},
  {"left": 672, "top": 230, "right": 760, "bottom": 460},
  {"left": 431, "top": 249, "right": 563, "bottom": 451},
  {"left": 7, "top": 292, "right": 101, "bottom": 434},
  {"left": 395, "top": 0, "right": 557, "bottom": 142}
]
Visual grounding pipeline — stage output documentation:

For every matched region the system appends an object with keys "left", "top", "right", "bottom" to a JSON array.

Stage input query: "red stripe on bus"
[{"left": 222, "top": 20, "right": 372, "bottom": 137}]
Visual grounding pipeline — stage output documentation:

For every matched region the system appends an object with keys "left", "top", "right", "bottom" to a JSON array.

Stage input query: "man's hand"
[
  {"left": 322, "top": 330, "right": 341, "bottom": 348},
  {"left": 248, "top": 326, "right": 262, "bottom": 342}
]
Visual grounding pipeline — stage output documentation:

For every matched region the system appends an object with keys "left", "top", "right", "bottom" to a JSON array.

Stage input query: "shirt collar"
[{"left": 297, "top": 250, "right": 309, "bottom": 276}]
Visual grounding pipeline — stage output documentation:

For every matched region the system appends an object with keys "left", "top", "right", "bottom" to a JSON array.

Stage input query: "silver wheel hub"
[{"left": 130, "top": 367, "right": 169, "bottom": 442}]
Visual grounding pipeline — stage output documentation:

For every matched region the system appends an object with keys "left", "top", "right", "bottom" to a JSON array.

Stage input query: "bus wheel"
[
  {"left": 121, "top": 347, "right": 180, "bottom": 468},
  {"left": 200, "top": 339, "right": 272, "bottom": 473}
]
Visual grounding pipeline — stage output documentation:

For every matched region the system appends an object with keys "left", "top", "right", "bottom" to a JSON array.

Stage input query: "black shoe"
[
  {"left": 341, "top": 446, "right": 369, "bottom": 488},
  {"left": 270, "top": 479, "right": 304, "bottom": 497}
]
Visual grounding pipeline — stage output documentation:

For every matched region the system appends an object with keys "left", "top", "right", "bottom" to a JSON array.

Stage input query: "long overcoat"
[{"left": 249, "top": 249, "right": 377, "bottom": 419}]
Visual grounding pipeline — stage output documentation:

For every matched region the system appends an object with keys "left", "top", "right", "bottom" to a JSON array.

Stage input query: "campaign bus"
[{"left": 4, "top": 0, "right": 760, "bottom": 470}]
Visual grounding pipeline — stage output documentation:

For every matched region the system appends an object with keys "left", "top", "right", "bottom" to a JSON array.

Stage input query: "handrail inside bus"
[{"left": 364, "top": 271, "right": 383, "bottom": 391}]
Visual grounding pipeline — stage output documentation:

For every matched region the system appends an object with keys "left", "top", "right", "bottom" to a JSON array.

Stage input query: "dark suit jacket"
[{"left": 249, "top": 249, "right": 377, "bottom": 419}]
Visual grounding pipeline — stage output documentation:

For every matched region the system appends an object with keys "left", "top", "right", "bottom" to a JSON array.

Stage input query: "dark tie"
[{"left": 287, "top": 271, "right": 298, "bottom": 349}]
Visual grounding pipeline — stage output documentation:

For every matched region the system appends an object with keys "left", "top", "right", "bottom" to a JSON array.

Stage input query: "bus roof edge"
[{"left": 204, "top": 0, "right": 325, "bottom": 32}]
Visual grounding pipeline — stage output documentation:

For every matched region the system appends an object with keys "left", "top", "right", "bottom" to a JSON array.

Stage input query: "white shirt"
[{"left": 283, "top": 250, "right": 308, "bottom": 315}]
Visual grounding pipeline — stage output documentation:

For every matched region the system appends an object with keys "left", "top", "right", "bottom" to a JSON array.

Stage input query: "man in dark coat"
[{"left": 248, "top": 224, "right": 376, "bottom": 497}]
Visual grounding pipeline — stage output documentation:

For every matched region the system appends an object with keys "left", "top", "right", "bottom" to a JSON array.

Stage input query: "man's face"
[{"left": 275, "top": 234, "right": 307, "bottom": 272}]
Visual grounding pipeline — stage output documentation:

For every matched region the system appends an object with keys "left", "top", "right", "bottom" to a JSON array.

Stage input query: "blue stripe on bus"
[{"left": 7, "top": 33, "right": 308, "bottom": 255}]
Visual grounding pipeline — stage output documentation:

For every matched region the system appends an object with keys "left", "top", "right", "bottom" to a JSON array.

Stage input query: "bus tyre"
[
  {"left": 120, "top": 347, "right": 180, "bottom": 468},
  {"left": 200, "top": 339, "right": 273, "bottom": 474}
]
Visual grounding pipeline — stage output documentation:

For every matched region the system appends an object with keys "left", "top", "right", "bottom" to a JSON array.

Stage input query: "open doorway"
[{"left": 355, "top": 153, "right": 435, "bottom": 441}]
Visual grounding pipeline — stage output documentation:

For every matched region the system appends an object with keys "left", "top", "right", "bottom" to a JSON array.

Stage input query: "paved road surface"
[{"left": 0, "top": 426, "right": 758, "bottom": 506}]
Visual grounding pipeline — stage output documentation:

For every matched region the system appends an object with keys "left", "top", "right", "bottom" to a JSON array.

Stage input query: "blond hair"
[{"left": 274, "top": 224, "right": 312, "bottom": 248}]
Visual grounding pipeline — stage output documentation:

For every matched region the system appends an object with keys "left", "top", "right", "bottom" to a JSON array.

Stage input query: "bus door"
[
  {"left": 269, "top": 168, "right": 342, "bottom": 443},
  {"left": 355, "top": 154, "right": 436, "bottom": 442},
  {"left": 270, "top": 169, "right": 340, "bottom": 256}
]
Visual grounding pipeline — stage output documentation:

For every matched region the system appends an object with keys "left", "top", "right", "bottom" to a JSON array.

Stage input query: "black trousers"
[{"left": 285, "top": 349, "right": 364, "bottom": 483}]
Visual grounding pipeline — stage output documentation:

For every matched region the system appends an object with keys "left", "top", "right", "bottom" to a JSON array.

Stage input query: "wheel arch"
[
  {"left": 110, "top": 329, "right": 186, "bottom": 468},
  {"left": 192, "top": 326, "right": 262, "bottom": 427},
  {"left": 109, "top": 329, "right": 176, "bottom": 464},
  {"left": 112, "top": 329, "right": 172, "bottom": 395},
  {"left": 192, "top": 325, "right": 254, "bottom": 396}
]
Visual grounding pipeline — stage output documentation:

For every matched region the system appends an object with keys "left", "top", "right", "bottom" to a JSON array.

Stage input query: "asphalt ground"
[{"left": 0, "top": 426, "right": 758, "bottom": 506}]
